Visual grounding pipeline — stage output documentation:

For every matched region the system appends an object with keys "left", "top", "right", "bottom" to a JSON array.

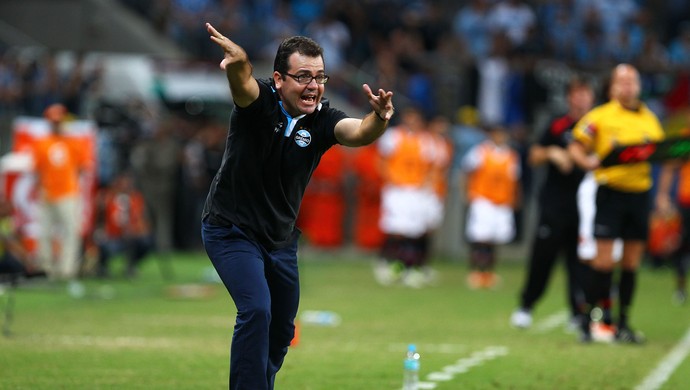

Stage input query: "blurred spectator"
[
  {"left": 577, "top": 0, "right": 639, "bottom": 50},
  {"left": 573, "top": 10, "right": 609, "bottom": 70},
  {"left": 452, "top": 0, "right": 492, "bottom": 61},
  {"left": 476, "top": 32, "right": 511, "bottom": 126},
  {"left": 61, "top": 54, "right": 102, "bottom": 118},
  {"left": 413, "top": 1, "right": 453, "bottom": 54},
  {"left": 487, "top": 0, "right": 536, "bottom": 49},
  {"left": 94, "top": 171, "right": 152, "bottom": 278},
  {"left": 304, "top": 5, "right": 351, "bottom": 74},
  {"left": 31, "top": 104, "right": 91, "bottom": 291},
  {"left": 608, "top": 27, "right": 640, "bottom": 65},
  {"left": 450, "top": 105, "right": 485, "bottom": 172},
  {"left": 179, "top": 121, "right": 225, "bottom": 249},
  {"left": 258, "top": 1, "right": 299, "bottom": 60},
  {"left": 130, "top": 118, "right": 181, "bottom": 254},
  {"left": 537, "top": 0, "right": 578, "bottom": 62},
  {"left": 661, "top": 0, "right": 690, "bottom": 44},
  {"left": 290, "top": 0, "right": 324, "bottom": 30},
  {"left": 404, "top": 64, "right": 435, "bottom": 119},
  {"left": 22, "top": 52, "right": 61, "bottom": 117},
  {"left": 668, "top": 22, "right": 690, "bottom": 70},
  {"left": 168, "top": 0, "right": 215, "bottom": 59},
  {"left": 0, "top": 52, "right": 22, "bottom": 116},
  {"left": 206, "top": 0, "right": 258, "bottom": 60},
  {"left": 360, "top": 45, "right": 404, "bottom": 98},
  {"left": 636, "top": 32, "right": 670, "bottom": 74},
  {"left": 625, "top": 7, "right": 652, "bottom": 58}
]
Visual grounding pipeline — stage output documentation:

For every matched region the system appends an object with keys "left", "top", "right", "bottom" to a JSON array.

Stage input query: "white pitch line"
[
  {"left": 634, "top": 326, "right": 690, "bottom": 390},
  {"left": 532, "top": 310, "right": 568, "bottom": 333},
  {"left": 415, "top": 346, "right": 508, "bottom": 390}
]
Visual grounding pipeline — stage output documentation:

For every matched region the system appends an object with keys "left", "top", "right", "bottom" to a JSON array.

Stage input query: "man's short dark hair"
[
  {"left": 567, "top": 75, "right": 593, "bottom": 94},
  {"left": 273, "top": 36, "right": 324, "bottom": 74}
]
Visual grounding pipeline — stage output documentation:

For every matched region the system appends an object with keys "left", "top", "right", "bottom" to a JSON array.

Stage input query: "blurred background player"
[
  {"left": 0, "top": 197, "right": 42, "bottom": 279},
  {"left": 655, "top": 108, "right": 690, "bottom": 305},
  {"left": 374, "top": 106, "right": 436, "bottom": 288},
  {"left": 574, "top": 80, "right": 625, "bottom": 342},
  {"left": 31, "top": 103, "right": 91, "bottom": 296},
  {"left": 511, "top": 77, "right": 594, "bottom": 329},
  {"left": 569, "top": 64, "right": 665, "bottom": 343},
  {"left": 461, "top": 124, "right": 521, "bottom": 289},
  {"left": 576, "top": 171, "right": 624, "bottom": 342},
  {"left": 93, "top": 171, "right": 152, "bottom": 278}
]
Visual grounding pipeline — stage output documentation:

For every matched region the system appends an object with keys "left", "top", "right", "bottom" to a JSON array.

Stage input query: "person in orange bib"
[
  {"left": 374, "top": 106, "right": 438, "bottom": 288},
  {"left": 461, "top": 124, "right": 521, "bottom": 289},
  {"left": 31, "top": 103, "right": 91, "bottom": 286}
]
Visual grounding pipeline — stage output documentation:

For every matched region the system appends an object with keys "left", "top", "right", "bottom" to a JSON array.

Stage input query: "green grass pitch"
[{"left": 1, "top": 250, "right": 689, "bottom": 389}]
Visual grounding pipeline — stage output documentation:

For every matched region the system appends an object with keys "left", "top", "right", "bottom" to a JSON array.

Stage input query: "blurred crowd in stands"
[
  {"left": 1, "top": 0, "right": 690, "bottom": 255},
  {"left": 119, "top": 0, "right": 690, "bottom": 118}
]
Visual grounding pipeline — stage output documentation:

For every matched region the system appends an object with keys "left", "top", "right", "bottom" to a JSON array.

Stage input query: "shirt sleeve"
[
  {"left": 322, "top": 106, "right": 348, "bottom": 148},
  {"left": 235, "top": 79, "right": 273, "bottom": 118},
  {"left": 572, "top": 112, "right": 597, "bottom": 150}
]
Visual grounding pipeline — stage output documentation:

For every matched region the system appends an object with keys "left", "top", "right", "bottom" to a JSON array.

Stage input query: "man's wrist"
[{"left": 374, "top": 111, "right": 388, "bottom": 122}]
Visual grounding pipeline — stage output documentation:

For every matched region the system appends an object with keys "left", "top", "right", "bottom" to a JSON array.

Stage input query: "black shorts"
[{"left": 593, "top": 185, "right": 650, "bottom": 240}]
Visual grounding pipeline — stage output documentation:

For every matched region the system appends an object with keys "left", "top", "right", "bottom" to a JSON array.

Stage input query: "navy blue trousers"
[{"left": 202, "top": 221, "right": 300, "bottom": 390}]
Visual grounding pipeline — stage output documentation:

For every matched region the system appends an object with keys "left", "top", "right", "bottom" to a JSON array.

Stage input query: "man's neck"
[{"left": 617, "top": 98, "right": 641, "bottom": 111}]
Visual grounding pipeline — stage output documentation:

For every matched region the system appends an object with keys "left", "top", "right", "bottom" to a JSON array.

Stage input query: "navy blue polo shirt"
[
  {"left": 537, "top": 114, "right": 586, "bottom": 212},
  {"left": 202, "top": 79, "right": 348, "bottom": 250}
]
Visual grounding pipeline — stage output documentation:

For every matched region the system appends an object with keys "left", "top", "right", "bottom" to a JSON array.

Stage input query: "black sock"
[
  {"left": 579, "top": 265, "right": 597, "bottom": 333},
  {"left": 585, "top": 267, "right": 611, "bottom": 307},
  {"left": 580, "top": 264, "right": 595, "bottom": 307},
  {"left": 619, "top": 269, "right": 636, "bottom": 329}
]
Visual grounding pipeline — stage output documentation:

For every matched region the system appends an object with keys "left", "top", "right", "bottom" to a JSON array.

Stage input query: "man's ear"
[{"left": 273, "top": 71, "right": 283, "bottom": 90}]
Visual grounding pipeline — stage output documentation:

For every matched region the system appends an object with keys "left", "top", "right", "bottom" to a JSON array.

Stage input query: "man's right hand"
[
  {"left": 206, "top": 22, "right": 258, "bottom": 108},
  {"left": 206, "top": 23, "right": 248, "bottom": 70}
]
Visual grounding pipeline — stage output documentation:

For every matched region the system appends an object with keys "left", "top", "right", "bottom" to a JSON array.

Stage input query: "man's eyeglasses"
[{"left": 284, "top": 73, "right": 330, "bottom": 85}]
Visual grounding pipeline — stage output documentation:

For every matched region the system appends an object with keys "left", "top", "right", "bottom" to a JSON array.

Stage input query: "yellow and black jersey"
[{"left": 572, "top": 100, "right": 664, "bottom": 192}]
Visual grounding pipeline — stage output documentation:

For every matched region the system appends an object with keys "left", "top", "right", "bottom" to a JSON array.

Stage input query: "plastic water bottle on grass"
[
  {"left": 300, "top": 310, "right": 341, "bottom": 326},
  {"left": 402, "top": 344, "right": 420, "bottom": 390}
]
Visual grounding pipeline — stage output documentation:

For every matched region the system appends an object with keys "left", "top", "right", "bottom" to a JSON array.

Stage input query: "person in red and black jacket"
[{"left": 511, "top": 77, "right": 595, "bottom": 329}]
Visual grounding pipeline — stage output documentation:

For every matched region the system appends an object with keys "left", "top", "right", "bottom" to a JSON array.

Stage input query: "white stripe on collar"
[{"left": 279, "top": 102, "right": 321, "bottom": 137}]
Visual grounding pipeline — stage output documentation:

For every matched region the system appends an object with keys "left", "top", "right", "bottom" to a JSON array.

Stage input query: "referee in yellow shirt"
[{"left": 569, "top": 64, "right": 665, "bottom": 343}]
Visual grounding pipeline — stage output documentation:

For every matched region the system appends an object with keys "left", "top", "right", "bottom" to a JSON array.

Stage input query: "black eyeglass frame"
[{"left": 283, "top": 72, "right": 330, "bottom": 85}]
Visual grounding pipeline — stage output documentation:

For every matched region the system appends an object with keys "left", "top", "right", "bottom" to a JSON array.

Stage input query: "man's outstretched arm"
[
  {"left": 335, "top": 84, "right": 394, "bottom": 147},
  {"left": 206, "top": 22, "right": 259, "bottom": 108}
]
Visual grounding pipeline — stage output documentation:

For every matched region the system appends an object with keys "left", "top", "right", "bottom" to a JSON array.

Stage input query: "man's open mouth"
[{"left": 301, "top": 94, "right": 316, "bottom": 103}]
